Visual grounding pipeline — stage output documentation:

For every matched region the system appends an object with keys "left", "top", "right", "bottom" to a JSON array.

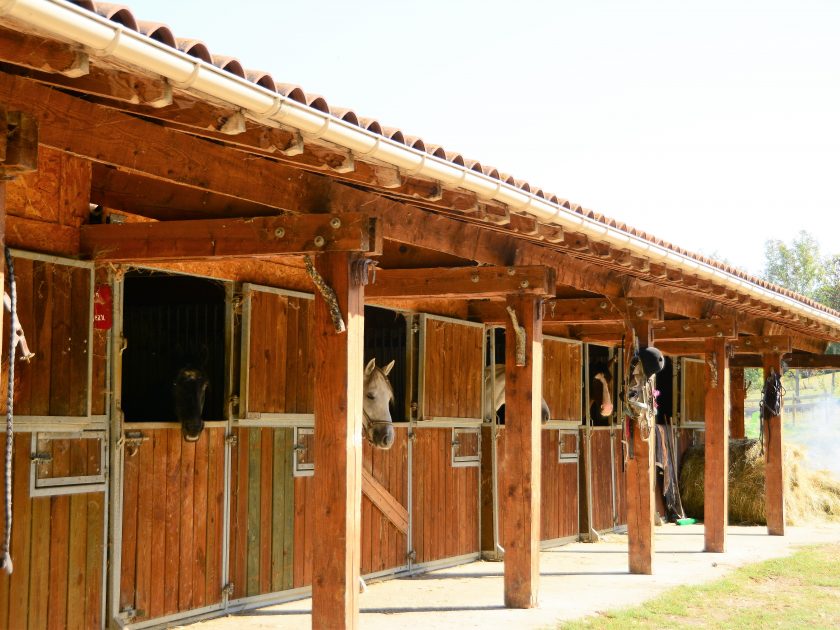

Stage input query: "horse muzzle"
[{"left": 369, "top": 423, "right": 395, "bottom": 450}]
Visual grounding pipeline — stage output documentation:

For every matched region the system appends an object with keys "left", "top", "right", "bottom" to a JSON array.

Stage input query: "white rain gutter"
[{"left": 3, "top": 0, "right": 840, "bottom": 334}]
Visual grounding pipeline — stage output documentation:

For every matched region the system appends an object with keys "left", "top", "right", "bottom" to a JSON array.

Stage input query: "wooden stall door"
[
  {"left": 540, "top": 338, "right": 582, "bottom": 542},
  {"left": 412, "top": 316, "right": 483, "bottom": 566},
  {"left": 417, "top": 315, "right": 484, "bottom": 423},
  {"left": 0, "top": 254, "right": 107, "bottom": 630},
  {"left": 119, "top": 428, "right": 226, "bottom": 622},
  {"left": 230, "top": 285, "right": 314, "bottom": 600}
]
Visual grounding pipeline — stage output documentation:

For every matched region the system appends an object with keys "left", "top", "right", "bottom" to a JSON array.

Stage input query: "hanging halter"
[{"left": 2, "top": 247, "right": 17, "bottom": 573}]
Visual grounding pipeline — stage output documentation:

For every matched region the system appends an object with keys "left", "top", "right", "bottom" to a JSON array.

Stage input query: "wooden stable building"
[{"left": 0, "top": 2, "right": 838, "bottom": 628}]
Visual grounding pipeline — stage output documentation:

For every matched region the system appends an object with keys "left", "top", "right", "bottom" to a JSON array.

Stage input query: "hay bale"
[{"left": 679, "top": 438, "right": 840, "bottom": 525}]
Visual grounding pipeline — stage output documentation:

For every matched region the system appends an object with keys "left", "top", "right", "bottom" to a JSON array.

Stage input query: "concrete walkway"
[{"left": 178, "top": 522, "right": 840, "bottom": 629}]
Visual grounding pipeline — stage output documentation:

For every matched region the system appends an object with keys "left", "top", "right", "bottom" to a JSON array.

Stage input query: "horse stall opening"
[
  {"left": 230, "top": 290, "right": 411, "bottom": 610},
  {"left": 0, "top": 252, "right": 107, "bottom": 630},
  {"left": 583, "top": 343, "right": 622, "bottom": 534},
  {"left": 489, "top": 330, "right": 581, "bottom": 550},
  {"left": 115, "top": 271, "right": 230, "bottom": 627},
  {"left": 411, "top": 314, "right": 482, "bottom": 569}
]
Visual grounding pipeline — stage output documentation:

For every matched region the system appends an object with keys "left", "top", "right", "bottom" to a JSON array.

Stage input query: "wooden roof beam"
[
  {"left": 468, "top": 297, "right": 663, "bottom": 326},
  {"left": 731, "top": 335, "right": 792, "bottom": 355},
  {"left": 80, "top": 213, "right": 381, "bottom": 262},
  {"left": 367, "top": 265, "right": 556, "bottom": 300},
  {"left": 0, "top": 26, "right": 88, "bottom": 77},
  {"left": 653, "top": 317, "right": 737, "bottom": 341}
]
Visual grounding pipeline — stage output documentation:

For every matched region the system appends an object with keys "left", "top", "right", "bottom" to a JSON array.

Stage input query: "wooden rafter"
[
  {"left": 0, "top": 26, "right": 88, "bottom": 77},
  {"left": 80, "top": 213, "right": 381, "bottom": 261},
  {"left": 9, "top": 64, "right": 172, "bottom": 108},
  {"left": 366, "top": 265, "right": 556, "bottom": 299}
]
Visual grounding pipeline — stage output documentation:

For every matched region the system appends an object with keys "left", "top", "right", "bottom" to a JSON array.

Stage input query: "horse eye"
[{"left": 366, "top": 393, "right": 375, "bottom": 400}]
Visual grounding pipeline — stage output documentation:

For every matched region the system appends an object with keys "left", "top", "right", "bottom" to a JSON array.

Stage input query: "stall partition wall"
[{"left": 0, "top": 252, "right": 107, "bottom": 630}]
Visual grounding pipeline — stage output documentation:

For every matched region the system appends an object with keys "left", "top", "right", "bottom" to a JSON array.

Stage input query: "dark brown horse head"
[
  {"left": 590, "top": 355, "right": 617, "bottom": 425},
  {"left": 173, "top": 367, "right": 209, "bottom": 442},
  {"left": 363, "top": 358, "right": 396, "bottom": 449}
]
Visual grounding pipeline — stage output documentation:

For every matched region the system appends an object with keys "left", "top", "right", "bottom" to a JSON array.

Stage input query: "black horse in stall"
[{"left": 173, "top": 365, "right": 209, "bottom": 442}]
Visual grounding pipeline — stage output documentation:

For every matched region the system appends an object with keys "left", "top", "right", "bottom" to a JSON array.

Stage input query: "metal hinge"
[
  {"left": 222, "top": 582, "right": 234, "bottom": 598},
  {"left": 411, "top": 320, "right": 420, "bottom": 334},
  {"left": 225, "top": 433, "right": 238, "bottom": 447},
  {"left": 408, "top": 430, "right": 416, "bottom": 442},
  {"left": 406, "top": 549, "right": 416, "bottom": 562}
]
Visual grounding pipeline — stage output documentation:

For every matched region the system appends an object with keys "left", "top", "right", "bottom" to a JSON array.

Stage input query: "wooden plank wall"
[
  {"left": 421, "top": 319, "right": 483, "bottom": 420},
  {"left": 120, "top": 428, "right": 225, "bottom": 621},
  {"left": 229, "top": 427, "right": 296, "bottom": 599},
  {"left": 683, "top": 360, "right": 705, "bottom": 423},
  {"left": 588, "top": 429, "right": 614, "bottom": 531},
  {"left": 411, "top": 428, "right": 479, "bottom": 564},
  {"left": 246, "top": 291, "right": 314, "bottom": 415},
  {"left": 0, "top": 434, "right": 104, "bottom": 630},
  {"left": 543, "top": 339, "right": 582, "bottom": 421},
  {"left": 9, "top": 258, "right": 91, "bottom": 418},
  {"left": 361, "top": 430, "right": 409, "bottom": 575},
  {"left": 5, "top": 147, "right": 91, "bottom": 256},
  {"left": 540, "top": 430, "right": 578, "bottom": 540}
]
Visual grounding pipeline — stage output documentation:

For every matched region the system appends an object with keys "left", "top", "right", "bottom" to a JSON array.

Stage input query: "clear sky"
[{"left": 128, "top": 0, "right": 839, "bottom": 276}]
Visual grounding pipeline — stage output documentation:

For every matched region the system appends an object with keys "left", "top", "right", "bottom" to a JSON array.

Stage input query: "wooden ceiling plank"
[
  {"left": 367, "top": 265, "right": 556, "bottom": 299},
  {"left": 80, "top": 213, "right": 380, "bottom": 261}
]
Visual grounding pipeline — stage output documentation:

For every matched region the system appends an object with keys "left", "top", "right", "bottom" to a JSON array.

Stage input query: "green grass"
[{"left": 557, "top": 543, "right": 840, "bottom": 629}]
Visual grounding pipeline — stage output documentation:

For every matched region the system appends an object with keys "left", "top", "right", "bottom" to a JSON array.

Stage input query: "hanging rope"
[
  {"left": 304, "top": 255, "right": 346, "bottom": 333},
  {"left": 1, "top": 247, "right": 16, "bottom": 574}
]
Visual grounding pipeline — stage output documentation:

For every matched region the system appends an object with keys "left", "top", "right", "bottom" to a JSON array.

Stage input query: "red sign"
[{"left": 93, "top": 284, "right": 112, "bottom": 330}]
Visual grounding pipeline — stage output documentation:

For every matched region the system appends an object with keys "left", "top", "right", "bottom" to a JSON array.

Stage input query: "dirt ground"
[{"left": 176, "top": 522, "right": 840, "bottom": 629}]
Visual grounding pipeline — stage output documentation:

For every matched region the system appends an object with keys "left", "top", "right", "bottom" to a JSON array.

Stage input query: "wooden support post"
[
  {"left": 762, "top": 353, "right": 785, "bottom": 536},
  {"left": 500, "top": 295, "right": 542, "bottom": 608},
  {"left": 625, "top": 321, "right": 655, "bottom": 575},
  {"left": 311, "top": 252, "right": 364, "bottom": 630},
  {"left": 730, "top": 367, "right": 746, "bottom": 439},
  {"left": 704, "top": 338, "right": 729, "bottom": 552}
]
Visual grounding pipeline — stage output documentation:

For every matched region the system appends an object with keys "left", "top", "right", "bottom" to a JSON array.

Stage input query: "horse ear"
[
  {"left": 607, "top": 354, "right": 618, "bottom": 369},
  {"left": 382, "top": 360, "right": 395, "bottom": 376},
  {"left": 365, "top": 358, "right": 376, "bottom": 377}
]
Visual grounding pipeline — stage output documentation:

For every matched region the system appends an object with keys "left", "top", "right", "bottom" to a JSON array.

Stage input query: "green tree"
[
  {"left": 817, "top": 253, "right": 840, "bottom": 312},
  {"left": 763, "top": 231, "right": 826, "bottom": 300}
]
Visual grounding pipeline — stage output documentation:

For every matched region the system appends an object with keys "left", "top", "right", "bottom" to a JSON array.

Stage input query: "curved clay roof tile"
[
  {"left": 211, "top": 56, "right": 245, "bottom": 78},
  {"left": 245, "top": 71, "right": 276, "bottom": 92},
  {"left": 95, "top": 3, "right": 138, "bottom": 30},
  {"left": 176, "top": 39, "right": 212, "bottom": 63},
  {"left": 358, "top": 118, "right": 383, "bottom": 135},
  {"left": 275, "top": 84, "right": 307, "bottom": 104},
  {"left": 382, "top": 128, "right": 405, "bottom": 144},
  {"left": 328, "top": 108, "right": 359, "bottom": 126},
  {"left": 137, "top": 21, "right": 175, "bottom": 47},
  {"left": 304, "top": 94, "right": 330, "bottom": 113},
  {"left": 69, "top": 1, "right": 96, "bottom": 12},
  {"left": 484, "top": 166, "right": 501, "bottom": 179},
  {"left": 403, "top": 136, "right": 425, "bottom": 152}
]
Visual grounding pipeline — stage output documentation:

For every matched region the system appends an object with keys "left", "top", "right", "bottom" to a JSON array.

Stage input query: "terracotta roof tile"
[{"left": 55, "top": 0, "right": 840, "bottom": 322}]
